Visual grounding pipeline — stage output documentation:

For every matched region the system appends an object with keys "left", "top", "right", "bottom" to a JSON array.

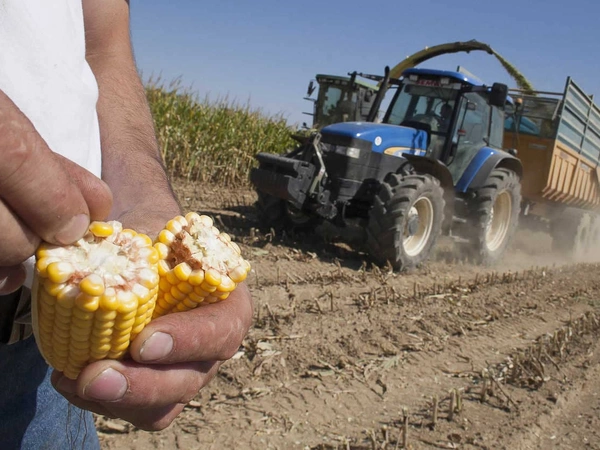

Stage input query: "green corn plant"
[{"left": 146, "top": 77, "right": 297, "bottom": 187}]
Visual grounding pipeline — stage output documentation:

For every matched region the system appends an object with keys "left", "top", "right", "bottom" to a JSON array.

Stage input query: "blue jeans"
[{"left": 0, "top": 336, "right": 100, "bottom": 449}]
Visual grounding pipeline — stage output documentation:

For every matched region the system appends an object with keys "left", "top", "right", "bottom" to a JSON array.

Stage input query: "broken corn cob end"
[
  {"left": 32, "top": 221, "right": 160, "bottom": 380},
  {"left": 152, "top": 212, "right": 251, "bottom": 318}
]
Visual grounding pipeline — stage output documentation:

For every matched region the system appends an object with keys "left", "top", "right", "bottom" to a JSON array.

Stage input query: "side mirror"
[
  {"left": 307, "top": 81, "right": 316, "bottom": 97},
  {"left": 489, "top": 82, "right": 508, "bottom": 107}
]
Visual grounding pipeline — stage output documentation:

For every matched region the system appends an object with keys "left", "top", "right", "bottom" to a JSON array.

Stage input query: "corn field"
[{"left": 146, "top": 78, "right": 297, "bottom": 187}]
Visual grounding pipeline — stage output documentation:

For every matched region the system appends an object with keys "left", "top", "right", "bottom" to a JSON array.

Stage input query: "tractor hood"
[{"left": 320, "top": 122, "right": 428, "bottom": 157}]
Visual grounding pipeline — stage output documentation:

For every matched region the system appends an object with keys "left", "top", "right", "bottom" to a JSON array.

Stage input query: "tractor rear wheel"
[
  {"left": 366, "top": 173, "right": 445, "bottom": 271},
  {"left": 457, "top": 168, "right": 521, "bottom": 265}
]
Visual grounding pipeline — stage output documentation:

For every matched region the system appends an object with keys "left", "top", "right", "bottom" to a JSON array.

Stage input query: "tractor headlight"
[
  {"left": 344, "top": 147, "right": 361, "bottom": 159},
  {"left": 334, "top": 146, "right": 361, "bottom": 159},
  {"left": 321, "top": 143, "right": 361, "bottom": 159}
]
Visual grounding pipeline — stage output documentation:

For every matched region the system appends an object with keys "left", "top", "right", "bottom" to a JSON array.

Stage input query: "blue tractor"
[{"left": 251, "top": 67, "right": 523, "bottom": 270}]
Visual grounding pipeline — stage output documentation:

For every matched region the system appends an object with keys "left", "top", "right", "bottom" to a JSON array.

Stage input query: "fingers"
[
  {"left": 0, "top": 199, "right": 39, "bottom": 266},
  {"left": 129, "top": 283, "right": 253, "bottom": 364},
  {"left": 54, "top": 359, "right": 219, "bottom": 407},
  {"left": 0, "top": 264, "right": 26, "bottom": 295},
  {"left": 52, "top": 360, "right": 220, "bottom": 430},
  {"left": 54, "top": 154, "right": 113, "bottom": 222},
  {"left": 58, "top": 391, "right": 184, "bottom": 431},
  {"left": 0, "top": 90, "right": 112, "bottom": 246}
]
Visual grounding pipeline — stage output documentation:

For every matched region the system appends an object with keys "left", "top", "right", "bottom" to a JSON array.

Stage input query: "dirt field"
[{"left": 98, "top": 182, "right": 600, "bottom": 450}]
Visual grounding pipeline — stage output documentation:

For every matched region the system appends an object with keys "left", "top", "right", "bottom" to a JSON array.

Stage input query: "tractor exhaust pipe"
[{"left": 367, "top": 66, "right": 390, "bottom": 122}]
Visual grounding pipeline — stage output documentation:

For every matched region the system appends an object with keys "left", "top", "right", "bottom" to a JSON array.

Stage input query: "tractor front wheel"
[
  {"left": 366, "top": 173, "right": 445, "bottom": 271},
  {"left": 255, "top": 192, "right": 320, "bottom": 233}
]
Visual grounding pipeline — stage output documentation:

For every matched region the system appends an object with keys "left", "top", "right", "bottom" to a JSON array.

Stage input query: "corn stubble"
[{"left": 32, "top": 213, "right": 250, "bottom": 379}]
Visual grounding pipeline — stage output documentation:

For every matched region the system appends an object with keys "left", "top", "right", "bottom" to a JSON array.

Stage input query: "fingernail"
[
  {"left": 55, "top": 214, "right": 89, "bottom": 245},
  {"left": 83, "top": 368, "right": 128, "bottom": 402},
  {"left": 139, "top": 332, "right": 173, "bottom": 362}
]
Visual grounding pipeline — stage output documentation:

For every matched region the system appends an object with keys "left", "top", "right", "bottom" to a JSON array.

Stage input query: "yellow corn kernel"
[
  {"left": 89, "top": 221, "right": 114, "bottom": 237},
  {"left": 47, "top": 262, "right": 74, "bottom": 284},
  {"left": 217, "top": 276, "right": 236, "bottom": 293},
  {"left": 157, "top": 260, "right": 170, "bottom": 276},
  {"left": 170, "top": 286, "right": 187, "bottom": 301},
  {"left": 158, "top": 229, "right": 176, "bottom": 246},
  {"left": 166, "top": 218, "right": 184, "bottom": 235},
  {"left": 165, "top": 270, "right": 179, "bottom": 286},
  {"left": 204, "top": 269, "right": 222, "bottom": 287},
  {"left": 36, "top": 257, "right": 59, "bottom": 277},
  {"left": 155, "top": 243, "right": 170, "bottom": 260},
  {"left": 188, "top": 270, "right": 205, "bottom": 286},
  {"left": 80, "top": 274, "right": 105, "bottom": 297},
  {"left": 199, "top": 281, "right": 217, "bottom": 294},
  {"left": 229, "top": 265, "right": 249, "bottom": 284},
  {"left": 99, "top": 292, "right": 118, "bottom": 311},
  {"left": 75, "top": 293, "right": 100, "bottom": 313},
  {"left": 177, "top": 281, "right": 193, "bottom": 294},
  {"left": 174, "top": 263, "right": 192, "bottom": 281}
]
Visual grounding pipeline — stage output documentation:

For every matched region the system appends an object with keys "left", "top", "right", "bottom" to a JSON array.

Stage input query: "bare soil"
[{"left": 98, "top": 181, "right": 600, "bottom": 450}]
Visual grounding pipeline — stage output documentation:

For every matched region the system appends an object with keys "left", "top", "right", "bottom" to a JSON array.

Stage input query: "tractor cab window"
[
  {"left": 385, "top": 84, "right": 458, "bottom": 132},
  {"left": 489, "top": 106, "right": 505, "bottom": 148},
  {"left": 447, "top": 92, "right": 491, "bottom": 182},
  {"left": 317, "top": 84, "right": 358, "bottom": 127},
  {"left": 319, "top": 84, "right": 343, "bottom": 127},
  {"left": 384, "top": 83, "right": 458, "bottom": 158}
]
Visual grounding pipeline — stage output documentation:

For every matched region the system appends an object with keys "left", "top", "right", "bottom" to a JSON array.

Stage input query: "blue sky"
[{"left": 130, "top": 0, "right": 600, "bottom": 126}]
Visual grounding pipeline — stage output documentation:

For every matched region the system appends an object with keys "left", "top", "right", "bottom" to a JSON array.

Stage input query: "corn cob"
[
  {"left": 32, "top": 214, "right": 250, "bottom": 380},
  {"left": 32, "top": 221, "right": 160, "bottom": 380},
  {"left": 152, "top": 212, "right": 251, "bottom": 317}
]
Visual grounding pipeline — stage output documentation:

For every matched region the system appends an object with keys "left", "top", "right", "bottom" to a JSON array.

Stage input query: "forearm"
[
  {"left": 93, "top": 57, "right": 180, "bottom": 219},
  {"left": 83, "top": 0, "right": 180, "bottom": 221}
]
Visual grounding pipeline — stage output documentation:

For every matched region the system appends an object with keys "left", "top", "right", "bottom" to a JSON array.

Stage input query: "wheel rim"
[
  {"left": 403, "top": 196, "right": 434, "bottom": 257},
  {"left": 485, "top": 191, "right": 512, "bottom": 252}
]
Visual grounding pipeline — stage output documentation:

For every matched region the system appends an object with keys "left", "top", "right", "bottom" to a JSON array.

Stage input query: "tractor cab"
[
  {"left": 304, "top": 73, "right": 379, "bottom": 129},
  {"left": 381, "top": 68, "right": 510, "bottom": 182}
]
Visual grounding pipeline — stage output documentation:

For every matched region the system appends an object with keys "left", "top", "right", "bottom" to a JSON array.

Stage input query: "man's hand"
[
  {"left": 0, "top": 90, "right": 113, "bottom": 295},
  {"left": 52, "top": 208, "right": 253, "bottom": 431},
  {"left": 52, "top": 283, "right": 253, "bottom": 430}
]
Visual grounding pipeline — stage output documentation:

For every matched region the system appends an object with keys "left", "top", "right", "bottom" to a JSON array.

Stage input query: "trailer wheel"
[
  {"left": 573, "top": 213, "right": 592, "bottom": 259},
  {"left": 255, "top": 192, "right": 320, "bottom": 233},
  {"left": 458, "top": 168, "right": 521, "bottom": 265},
  {"left": 366, "top": 173, "right": 445, "bottom": 271},
  {"left": 551, "top": 210, "right": 598, "bottom": 259}
]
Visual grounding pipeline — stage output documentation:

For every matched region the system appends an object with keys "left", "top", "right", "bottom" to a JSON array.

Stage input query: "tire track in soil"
[
  {"left": 503, "top": 345, "right": 600, "bottom": 450},
  {"left": 220, "top": 265, "right": 598, "bottom": 449}
]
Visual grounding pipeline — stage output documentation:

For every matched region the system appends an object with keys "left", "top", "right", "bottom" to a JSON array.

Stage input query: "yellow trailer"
[{"left": 504, "top": 77, "right": 600, "bottom": 255}]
